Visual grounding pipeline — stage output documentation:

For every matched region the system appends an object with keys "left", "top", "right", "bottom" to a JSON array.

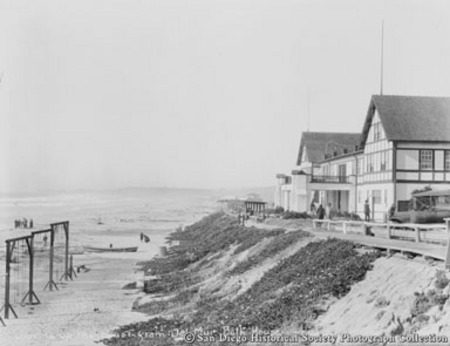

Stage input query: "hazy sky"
[{"left": 0, "top": 0, "right": 449, "bottom": 192}]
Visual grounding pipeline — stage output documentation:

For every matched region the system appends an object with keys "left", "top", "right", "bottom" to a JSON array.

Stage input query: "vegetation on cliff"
[{"left": 102, "top": 212, "right": 379, "bottom": 346}]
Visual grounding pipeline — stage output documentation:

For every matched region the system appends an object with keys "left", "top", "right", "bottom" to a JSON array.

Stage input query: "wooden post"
[
  {"left": 343, "top": 221, "right": 348, "bottom": 234},
  {"left": 51, "top": 221, "right": 70, "bottom": 282},
  {"left": 327, "top": 220, "right": 331, "bottom": 231},
  {"left": 447, "top": 219, "right": 450, "bottom": 239},
  {"left": 69, "top": 255, "right": 77, "bottom": 280},
  {"left": 4, "top": 240, "right": 18, "bottom": 319},
  {"left": 4, "top": 241, "right": 10, "bottom": 319},
  {"left": 28, "top": 237, "right": 33, "bottom": 304},
  {"left": 415, "top": 226, "right": 420, "bottom": 243},
  {"left": 445, "top": 219, "right": 450, "bottom": 270},
  {"left": 44, "top": 230, "right": 58, "bottom": 291},
  {"left": 387, "top": 224, "right": 392, "bottom": 239},
  {"left": 21, "top": 236, "right": 40, "bottom": 305},
  {"left": 49, "top": 229, "right": 55, "bottom": 288},
  {"left": 64, "top": 223, "right": 69, "bottom": 281}
]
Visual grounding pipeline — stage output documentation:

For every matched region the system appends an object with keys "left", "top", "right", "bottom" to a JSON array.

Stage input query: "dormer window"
[{"left": 373, "top": 123, "right": 382, "bottom": 141}]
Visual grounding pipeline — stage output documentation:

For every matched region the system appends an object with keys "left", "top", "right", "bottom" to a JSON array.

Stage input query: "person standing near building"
[
  {"left": 364, "top": 200, "right": 371, "bottom": 222},
  {"left": 317, "top": 204, "right": 325, "bottom": 219},
  {"left": 310, "top": 201, "right": 316, "bottom": 214},
  {"left": 388, "top": 203, "right": 396, "bottom": 219},
  {"left": 325, "top": 203, "right": 332, "bottom": 219}
]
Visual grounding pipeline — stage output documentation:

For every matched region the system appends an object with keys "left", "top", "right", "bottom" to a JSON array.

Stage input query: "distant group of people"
[
  {"left": 313, "top": 200, "right": 373, "bottom": 221},
  {"left": 313, "top": 202, "right": 333, "bottom": 220},
  {"left": 311, "top": 199, "right": 399, "bottom": 224},
  {"left": 14, "top": 218, "right": 33, "bottom": 229},
  {"left": 140, "top": 232, "right": 150, "bottom": 243},
  {"left": 237, "top": 212, "right": 249, "bottom": 226}
]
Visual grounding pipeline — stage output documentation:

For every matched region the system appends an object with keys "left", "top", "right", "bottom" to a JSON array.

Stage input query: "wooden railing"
[
  {"left": 312, "top": 219, "right": 450, "bottom": 269},
  {"left": 312, "top": 219, "right": 448, "bottom": 244},
  {"left": 310, "top": 175, "right": 349, "bottom": 183}
]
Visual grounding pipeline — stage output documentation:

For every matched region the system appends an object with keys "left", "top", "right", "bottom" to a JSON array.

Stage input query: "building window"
[
  {"left": 367, "top": 155, "right": 374, "bottom": 173},
  {"left": 445, "top": 151, "right": 450, "bottom": 171},
  {"left": 420, "top": 150, "right": 433, "bottom": 170},
  {"left": 358, "top": 158, "right": 363, "bottom": 175},
  {"left": 373, "top": 123, "right": 382, "bottom": 142},
  {"left": 380, "top": 152, "right": 387, "bottom": 171},
  {"left": 373, "top": 190, "right": 381, "bottom": 204},
  {"left": 397, "top": 200, "right": 410, "bottom": 212}
]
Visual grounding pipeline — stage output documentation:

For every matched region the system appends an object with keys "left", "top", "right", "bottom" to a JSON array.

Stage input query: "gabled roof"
[
  {"left": 297, "top": 132, "right": 361, "bottom": 165},
  {"left": 360, "top": 95, "right": 450, "bottom": 147}
]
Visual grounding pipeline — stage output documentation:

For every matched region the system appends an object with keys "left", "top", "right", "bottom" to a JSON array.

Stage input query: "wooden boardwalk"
[
  {"left": 308, "top": 228, "right": 447, "bottom": 261},
  {"left": 249, "top": 217, "right": 450, "bottom": 265}
]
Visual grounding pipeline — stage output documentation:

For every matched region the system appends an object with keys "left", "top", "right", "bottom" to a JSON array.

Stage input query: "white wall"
[
  {"left": 356, "top": 182, "right": 395, "bottom": 221},
  {"left": 396, "top": 150, "right": 419, "bottom": 170},
  {"left": 291, "top": 174, "right": 308, "bottom": 212}
]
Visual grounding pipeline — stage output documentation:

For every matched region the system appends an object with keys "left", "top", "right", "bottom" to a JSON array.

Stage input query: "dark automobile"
[{"left": 389, "top": 189, "right": 450, "bottom": 224}]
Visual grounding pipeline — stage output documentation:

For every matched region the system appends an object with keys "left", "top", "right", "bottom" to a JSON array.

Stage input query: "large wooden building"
[{"left": 275, "top": 95, "right": 450, "bottom": 221}]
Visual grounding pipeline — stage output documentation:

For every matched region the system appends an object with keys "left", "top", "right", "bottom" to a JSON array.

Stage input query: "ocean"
[{"left": 0, "top": 188, "right": 220, "bottom": 235}]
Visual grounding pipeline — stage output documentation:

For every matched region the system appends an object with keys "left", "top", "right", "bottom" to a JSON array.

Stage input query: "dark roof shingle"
[
  {"left": 297, "top": 132, "right": 361, "bottom": 165},
  {"left": 371, "top": 95, "right": 450, "bottom": 142}
]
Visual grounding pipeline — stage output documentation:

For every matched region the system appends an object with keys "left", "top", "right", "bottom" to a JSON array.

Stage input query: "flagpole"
[{"left": 380, "top": 20, "right": 384, "bottom": 95}]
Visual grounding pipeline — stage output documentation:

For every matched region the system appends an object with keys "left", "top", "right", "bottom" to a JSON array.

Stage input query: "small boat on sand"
[{"left": 83, "top": 246, "right": 138, "bottom": 253}]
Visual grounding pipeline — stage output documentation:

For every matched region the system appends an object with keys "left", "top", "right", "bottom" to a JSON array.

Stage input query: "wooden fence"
[{"left": 312, "top": 218, "right": 450, "bottom": 267}]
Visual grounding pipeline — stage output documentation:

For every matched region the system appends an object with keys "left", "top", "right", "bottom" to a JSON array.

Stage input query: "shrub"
[
  {"left": 374, "top": 296, "right": 390, "bottom": 308},
  {"left": 375, "top": 310, "right": 386, "bottom": 321},
  {"left": 266, "top": 206, "right": 284, "bottom": 215},
  {"left": 282, "top": 211, "right": 311, "bottom": 219},
  {"left": 435, "top": 270, "right": 449, "bottom": 290},
  {"left": 122, "top": 282, "right": 137, "bottom": 290},
  {"left": 214, "top": 238, "right": 379, "bottom": 331},
  {"left": 411, "top": 289, "right": 448, "bottom": 319},
  {"left": 229, "top": 230, "right": 310, "bottom": 275},
  {"left": 102, "top": 215, "right": 380, "bottom": 346}
]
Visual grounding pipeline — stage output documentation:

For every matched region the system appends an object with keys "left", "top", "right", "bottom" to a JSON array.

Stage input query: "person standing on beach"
[
  {"left": 30, "top": 219, "right": 34, "bottom": 229},
  {"left": 364, "top": 200, "right": 371, "bottom": 222}
]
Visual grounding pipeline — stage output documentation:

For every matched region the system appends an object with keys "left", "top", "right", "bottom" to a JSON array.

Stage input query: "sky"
[{"left": 0, "top": 0, "right": 449, "bottom": 192}]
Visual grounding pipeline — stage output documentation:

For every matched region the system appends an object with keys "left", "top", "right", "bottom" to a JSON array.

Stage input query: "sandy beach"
[
  {"left": 0, "top": 226, "right": 169, "bottom": 346},
  {"left": 0, "top": 190, "right": 217, "bottom": 346}
]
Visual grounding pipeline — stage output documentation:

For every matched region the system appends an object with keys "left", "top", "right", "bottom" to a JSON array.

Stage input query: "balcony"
[{"left": 310, "top": 175, "right": 349, "bottom": 184}]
